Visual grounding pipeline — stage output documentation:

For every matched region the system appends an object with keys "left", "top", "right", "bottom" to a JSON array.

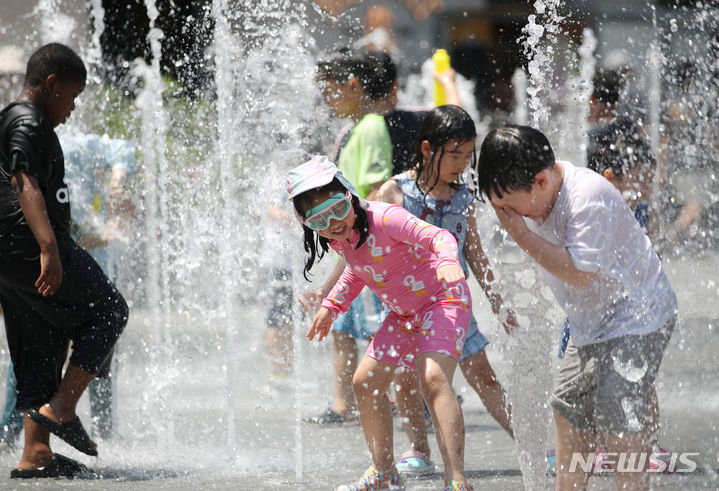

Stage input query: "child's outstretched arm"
[
  {"left": 307, "top": 267, "right": 365, "bottom": 342},
  {"left": 433, "top": 68, "right": 462, "bottom": 107},
  {"left": 299, "top": 258, "right": 345, "bottom": 313},
  {"left": 464, "top": 204, "right": 519, "bottom": 334},
  {"left": 12, "top": 171, "right": 63, "bottom": 296},
  {"left": 307, "top": 307, "right": 334, "bottom": 342},
  {"left": 493, "top": 204, "right": 596, "bottom": 287}
]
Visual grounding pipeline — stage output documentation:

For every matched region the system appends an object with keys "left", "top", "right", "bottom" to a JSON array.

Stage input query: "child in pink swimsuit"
[{"left": 287, "top": 156, "right": 474, "bottom": 491}]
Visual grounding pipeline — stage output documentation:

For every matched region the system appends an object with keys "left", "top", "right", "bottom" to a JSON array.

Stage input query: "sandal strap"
[{"left": 400, "top": 449, "right": 430, "bottom": 461}]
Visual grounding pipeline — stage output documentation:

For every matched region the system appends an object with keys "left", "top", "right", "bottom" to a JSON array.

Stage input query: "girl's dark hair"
[
  {"left": 475, "top": 125, "right": 555, "bottom": 200},
  {"left": 413, "top": 105, "right": 477, "bottom": 203},
  {"left": 592, "top": 68, "right": 623, "bottom": 106},
  {"left": 317, "top": 48, "right": 396, "bottom": 101},
  {"left": 24, "top": 43, "right": 86, "bottom": 88},
  {"left": 292, "top": 178, "right": 369, "bottom": 279},
  {"left": 588, "top": 128, "right": 656, "bottom": 178}
]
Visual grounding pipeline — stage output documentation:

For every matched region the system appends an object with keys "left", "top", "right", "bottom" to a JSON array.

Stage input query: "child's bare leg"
[
  {"left": 460, "top": 351, "right": 514, "bottom": 438},
  {"left": 647, "top": 387, "right": 660, "bottom": 448},
  {"left": 332, "top": 331, "right": 358, "bottom": 414},
  {"left": 42, "top": 364, "right": 94, "bottom": 423},
  {"left": 417, "top": 352, "right": 466, "bottom": 484},
  {"left": 393, "top": 367, "right": 431, "bottom": 456},
  {"left": 603, "top": 429, "right": 652, "bottom": 490},
  {"left": 554, "top": 411, "right": 595, "bottom": 491},
  {"left": 17, "top": 413, "right": 52, "bottom": 469},
  {"left": 21, "top": 364, "right": 97, "bottom": 468},
  {"left": 266, "top": 324, "right": 293, "bottom": 377},
  {"left": 353, "top": 355, "right": 397, "bottom": 474}
]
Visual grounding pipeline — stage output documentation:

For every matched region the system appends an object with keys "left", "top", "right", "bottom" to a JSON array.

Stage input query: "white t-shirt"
[{"left": 527, "top": 161, "right": 677, "bottom": 347}]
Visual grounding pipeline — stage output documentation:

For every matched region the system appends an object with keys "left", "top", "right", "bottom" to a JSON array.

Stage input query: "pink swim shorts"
[{"left": 366, "top": 292, "right": 472, "bottom": 369}]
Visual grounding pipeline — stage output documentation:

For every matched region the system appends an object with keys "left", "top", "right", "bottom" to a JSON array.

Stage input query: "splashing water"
[{"left": 1, "top": 1, "right": 719, "bottom": 489}]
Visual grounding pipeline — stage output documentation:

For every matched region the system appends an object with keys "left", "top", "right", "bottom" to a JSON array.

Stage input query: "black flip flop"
[
  {"left": 27, "top": 409, "right": 98, "bottom": 456},
  {"left": 10, "top": 453, "right": 93, "bottom": 479}
]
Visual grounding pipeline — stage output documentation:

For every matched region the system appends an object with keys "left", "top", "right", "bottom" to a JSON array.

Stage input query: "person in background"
[{"left": 377, "top": 104, "right": 517, "bottom": 476}]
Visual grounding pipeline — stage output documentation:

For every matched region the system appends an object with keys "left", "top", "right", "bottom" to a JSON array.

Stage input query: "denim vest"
[{"left": 394, "top": 172, "right": 474, "bottom": 274}]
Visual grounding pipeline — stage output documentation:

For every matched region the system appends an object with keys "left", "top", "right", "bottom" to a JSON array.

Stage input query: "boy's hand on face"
[
  {"left": 492, "top": 204, "right": 530, "bottom": 243},
  {"left": 36, "top": 247, "right": 63, "bottom": 296},
  {"left": 437, "top": 263, "right": 465, "bottom": 283},
  {"left": 307, "top": 307, "right": 333, "bottom": 342}
]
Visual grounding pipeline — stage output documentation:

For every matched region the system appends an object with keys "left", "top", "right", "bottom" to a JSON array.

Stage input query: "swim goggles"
[{"left": 302, "top": 191, "right": 352, "bottom": 230}]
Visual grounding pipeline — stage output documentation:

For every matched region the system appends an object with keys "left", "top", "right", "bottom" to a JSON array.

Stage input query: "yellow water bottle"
[{"left": 433, "top": 48, "right": 451, "bottom": 106}]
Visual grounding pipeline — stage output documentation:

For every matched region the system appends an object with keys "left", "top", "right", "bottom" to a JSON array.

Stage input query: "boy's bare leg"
[
  {"left": 647, "top": 387, "right": 660, "bottom": 448},
  {"left": 393, "top": 367, "right": 431, "bottom": 456},
  {"left": 460, "top": 351, "right": 514, "bottom": 438},
  {"left": 17, "top": 413, "right": 52, "bottom": 469},
  {"left": 19, "top": 364, "right": 96, "bottom": 469},
  {"left": 332, "top": 330, "right": 358, "bottom": 414},
  {"left": 353, "top": 356, "right": 397, "bottom": 474},
  {"left": 418, "top": 353, "right": 466, "bottom": 484},
  {"left": 554, "top": 411, "right": 594, "bottom": 491},
  {"left": 604, "top": 429, "right": 652, "bottom": 491},
  {"left": 40, "top": 364, "right": 94, "bottom": 423}
]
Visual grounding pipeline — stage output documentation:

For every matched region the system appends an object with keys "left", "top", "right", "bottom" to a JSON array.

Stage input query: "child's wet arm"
[
  {"left": 12, "top": 171, "right": 58, "bottom": 252},
  {"left": 464, "top": 215, "right": 503, "bottom": 312},
  {"left": 375, "top": 179, "right": 403, "bottom": 206},
  {"left": 320, "top": 267, "right": 365, "bottom": 317},
  {"left": 514, "top": 229, "right": 596, "bottom": 287}
]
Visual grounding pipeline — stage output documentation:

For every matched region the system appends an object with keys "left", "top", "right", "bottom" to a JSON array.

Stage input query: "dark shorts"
[
  {"left": 265, "top": 269, "right": 293, "bottom": 328},
  {"left": 0, "top": 231, "right": 128, "bottom": 409},
  {"left": 549, "top": 317, "right": 675, "bottom": 435}
]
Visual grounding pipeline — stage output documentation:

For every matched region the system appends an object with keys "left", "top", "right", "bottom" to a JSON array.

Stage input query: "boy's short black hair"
[
  {"left": 24, "top": 43, "right": 86, "bottom": 88},
  {"left": 317, "top": 48, "right": 396, "bottom": 101},
  {"left": 592, "top": 68, "right": 623, "bottom": 106},
  {"left": 475, "top": 125, "right": 555, "bottom": 199}
]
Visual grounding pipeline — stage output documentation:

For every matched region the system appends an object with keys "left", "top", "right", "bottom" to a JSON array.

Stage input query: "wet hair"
[
  {"left": 414, "top": 105, "right": 476, "bottom": 202},
  {"left": 292, "top": 178, "right": 369, "bottom": 279},
  {"left": 474, "top": 125, "right": 555, "bottom": 199},
  {"left": 317, "top": 48, "right": 396, "bottom": 101},
  {"left": 588, "top": 124, "right": 656, "bottom": 179},
  {"left": 24, "top": 43, "right": 86, "bottom": 88},
  {"left": 592, "top": 68, "right": 623, "bottom": 106}
]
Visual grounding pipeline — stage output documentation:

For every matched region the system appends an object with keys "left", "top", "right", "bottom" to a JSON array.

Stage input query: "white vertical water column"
[
  {"left": 210, "top": 0, "right": 239, "bottom": 459},
  {"left": 577, "top": 28, "right": 597, "bottom": 167},
  {"left": 558, "top": 28, "right": 595, "bottom": 166},
  {"left": 503, "top": 0, "right": 565, "bottom": 488},
  {"left": 523, "top": 0, "right": 563, "bottom": 131},
  {"left": 511, "top": 68, "right": 528, "bottom": 125},
  {"left": 86, "top": 0, "right": 105, "bottom": 72},
  {"left": 136, "top": 0, "right": 175, "bottom": 448},
  {"left": 648, "top": 7, "right": 663, "bottom": 161},
  {"left": 557, "top": 27, "right": 597, "bottom": 166}
]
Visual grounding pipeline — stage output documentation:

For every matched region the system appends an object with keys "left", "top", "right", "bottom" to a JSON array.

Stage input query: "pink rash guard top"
[{"left": 321, "top": 201, "right": 470, "bottom": 319}]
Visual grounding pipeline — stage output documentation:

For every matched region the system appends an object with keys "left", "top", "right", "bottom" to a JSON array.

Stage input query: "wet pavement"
[{"left": 0, "top": 251, "right": 716, "bottom": 490}]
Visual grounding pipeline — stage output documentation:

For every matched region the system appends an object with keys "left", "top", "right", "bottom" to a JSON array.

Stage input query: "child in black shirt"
[{"left": 0, "top": 43, "right": 127, "bottom": 478}]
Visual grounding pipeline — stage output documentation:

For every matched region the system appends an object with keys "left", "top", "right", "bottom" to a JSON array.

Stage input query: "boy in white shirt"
[{"left": 473, "top": 125, "right": 677, "bottom": 490}]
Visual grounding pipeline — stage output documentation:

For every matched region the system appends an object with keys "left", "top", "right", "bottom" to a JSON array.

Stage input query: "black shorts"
[
  {"left": 265, "top": 269, "right": 293, "bottom": 328},
  {"left": 0, "top": 230, "right": 128, "bottom": 409}
]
